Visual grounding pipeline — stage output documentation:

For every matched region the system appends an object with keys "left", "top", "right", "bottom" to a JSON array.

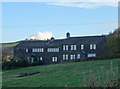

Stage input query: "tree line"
[{"left": 102, "top": 28, "right": 120, "bottom": 59}]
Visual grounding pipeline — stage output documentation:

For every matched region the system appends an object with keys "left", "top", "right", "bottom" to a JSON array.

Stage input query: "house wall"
[{"left": 14, "top": 36, "right": 107, "bottom": 64}]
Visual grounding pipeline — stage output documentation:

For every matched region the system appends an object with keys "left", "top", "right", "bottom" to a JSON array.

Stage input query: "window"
[
  {"left": 63, "top": 55, "right": 65, "bottom": 60},
  {"left": 66, "top": 45, "right": 68, "bottom": 50},
  {"left": 88, "top": 53, "right": 96, "bottom": 57},
  {"left": 74, "top": 45, "right": 76, "bottom": 50},
  {"left": 70, "top": 55, "right": 76, "bottom": 59},
  {"left": 77, "top": 54, "right": 80, "bottom": 59},
  {"left": 63, "top": 45, "right": 66, "bottom": 50},
  {"left": 93, "top": 44, "right": 96, "bottom": 49},
  {"left": 55, "top": 57, "right": 57, "bottom": 62},
  {"left": 71, "top": 45, "right": 74, "bottom": 50},
  {"left": 73, "top": 55, "right": 75, "bottom": 59},
  {"left": 47, "top": 48, "right": 59, "bottom": 52},
  {"left": 71, "top": 45, "right": 76, "bottom": 50},
  {"left": 32, "top": 48, "right": 35, "bottom": 52},
  {"left": 26, "top": 49, "right": 28, "bottom": 52},
  {"left": 31, "top": 58, "right": 34, "bottom": 63},
  {"left": 35, "top": 48, "right": 37, "bottom": 52},
  {"left": 40, "top": 57, "right": 43, "bottom": 60},
  {"left": 66, "top": 54, "right": 68, "bottom": 60},
  {"left": 52, "top": 57, "right": 55, "bottom": 62},
  {"left": 27, "top": 57, "right": 30, "bottom": 60},
  {"left": 32, "top": 48, "right": 44, "bottom": 52},
  {"left": 90, "top": 44, "right": 93, "bottom": 49},
  {"left": 63, "top": 45, "right": 69, "bottom": 50},
  {"left": 63, "top": 54, "right": 69, "bottom": 60},
  {"left": 52, "top": 57, "right": 57, "bottom": 62},
  {"left": 81, "top": 44, "right": 84, "bottom": 50},
  {"left": 90, "top": 44, "right": 96, "bottom": 49},
  {"left": 70, "top": 55, "right": 73, "bottom": 60}
]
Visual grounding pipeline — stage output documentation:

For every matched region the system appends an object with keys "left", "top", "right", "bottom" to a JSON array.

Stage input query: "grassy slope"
[{"left": 2, "top": 59, "right": 118, "bottom": 87}]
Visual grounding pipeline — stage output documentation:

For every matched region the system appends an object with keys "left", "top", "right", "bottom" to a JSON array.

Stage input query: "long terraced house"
[{"left": 14, "top": 32, "right": 107, "bottom": 64}]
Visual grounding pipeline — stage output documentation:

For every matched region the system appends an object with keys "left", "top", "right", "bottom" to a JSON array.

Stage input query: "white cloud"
[
  {"left": 2, "top": 0, "right": 119, "bottom": 8},
  {"left": 27, "top": 32, "right": 53, "bottom": 40},
  {"left": 1, "top": 0, "right": 119, "bottom": 2},
  {"left": 47, "top": 0, "right": 118, "bottom": 9}
]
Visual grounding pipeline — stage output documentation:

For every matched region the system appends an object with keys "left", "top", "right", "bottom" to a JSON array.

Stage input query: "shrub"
[
  {"left": 2, "top": 59, "right": 30, "bottom": 70},
  {"left": 31, "top": 61, "right": 43, "bottom": 66},
  {"left": 2, "top": 59, "right": 43, "bottom": 70}
]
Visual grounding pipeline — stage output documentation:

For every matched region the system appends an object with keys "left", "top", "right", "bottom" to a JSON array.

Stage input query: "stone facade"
[{"left": 14, "top": 33, "right": 107, "bottom": 64}]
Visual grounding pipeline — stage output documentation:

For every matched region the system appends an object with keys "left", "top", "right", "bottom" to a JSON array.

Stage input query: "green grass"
[{"left": 2, "top": 59, "right": 119, "bottom": 87}]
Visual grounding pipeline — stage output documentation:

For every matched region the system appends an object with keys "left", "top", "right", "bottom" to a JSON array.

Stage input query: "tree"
[{"left": 103, "top": 28, "right": 120, "bottom": 58}]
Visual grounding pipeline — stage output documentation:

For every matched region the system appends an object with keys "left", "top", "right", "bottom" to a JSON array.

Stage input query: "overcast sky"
[{"left": 2, "top": 1, "right": 118, "bottom": 43}]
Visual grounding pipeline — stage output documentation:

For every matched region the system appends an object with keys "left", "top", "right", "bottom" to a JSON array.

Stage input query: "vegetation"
[
  {"left": 102, "top": 28, "right": 120, "bottom": 58},
  {"left": 0, "top": 42, "right": 19, "bottom": 61},
  {"left": 2, "top": 60, "right": 43, "bottom": 70},
  {"left": 2, "top": 58, "right": 118, "bottom": 87}
]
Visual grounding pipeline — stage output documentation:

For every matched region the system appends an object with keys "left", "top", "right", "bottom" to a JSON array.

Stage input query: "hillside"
[
  {"left": 2, "top": 59, "right": 118, "bottom": 87},
  {"left": 0, "top": 42, "right": 19, "bottom": 61}
]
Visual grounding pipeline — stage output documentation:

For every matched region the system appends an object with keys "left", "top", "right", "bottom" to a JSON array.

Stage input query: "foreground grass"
[{"left": 2, "top": 59, "right": 119, "bottom": 87}]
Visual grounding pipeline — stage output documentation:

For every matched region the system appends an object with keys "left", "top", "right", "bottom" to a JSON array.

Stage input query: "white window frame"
[
  {"left": 31, "top": 58, "right": 34, "bottom": 63},
  {"left": 88, "top": 53, "right": 96, "bottom": 57},
  {"left": 66, "top": 45, "right": 69, "bottom": 50},
  {"left": 26, "top": 48, "right": 28, "bottom": 52},
  {"left": 63, "top": 45, "right": 66, "bottom": 50},
  {"left": 90, "top": 44, "right": 93, "bottom": 49},
  {"left": 66, "top": 54, "right": 68, "bottom": 60},
  {"left": 71, "top": 45, "right": 74, "bottom": 50},
  {"left": 93, "top": 44, "right": 96, "bottom": 49},
  {"left": 47, "top": 48, "right": 59, "bottom": 52},
  {"left": 52, "top": 57, "right": 57, "bottom": 62},
  {"left": 81, "top": 44, "right": 84, "bottom": 50},
  {"left": 63, "top": 54, "right": 65, "bottom": 60},
  {"left": 55, "top": 57, "right": 57, "bottom": 62},
  {"left": 70, "top": 55, "right": 73, "bottom": 60},
  {"left": 52, "top": 57, "right": 55, "bottom": 62},
  {"left": 77, "top": 54, "right": 80, "bottom": 59},
  {"left": 40, "top": 57, "right": 43, "bottom": 60},
  {"left": 73, "top": 55, "right": 75, "bottom": 59},
  {"left": 74, "top": 45, "right": 76, "bottom": 50}
]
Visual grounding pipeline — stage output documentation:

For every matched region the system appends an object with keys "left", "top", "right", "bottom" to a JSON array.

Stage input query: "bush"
[
  {"left": 31, "top": 61, "right": 43, "bottom": 66},
  {"left": 2, "top": 59, "right": 43, "bottom": 70},
  {"left": 2, "top": 59, "right": 30, "bottom": 70}
]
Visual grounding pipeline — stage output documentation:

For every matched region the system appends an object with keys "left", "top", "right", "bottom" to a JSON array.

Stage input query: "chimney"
[
  {"left": 50, "top": 37, "right": 55, "bottom": 41},
  {"left": 66, "top": 32, "right": 70, "bottom": 38}
]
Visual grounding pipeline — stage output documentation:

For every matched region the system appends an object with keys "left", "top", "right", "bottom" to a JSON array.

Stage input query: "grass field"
[{"left": 2, "top": 59, "right": 119, "bottom": 87}]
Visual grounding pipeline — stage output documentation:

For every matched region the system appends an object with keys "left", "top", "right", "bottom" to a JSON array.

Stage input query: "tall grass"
[{"left": 83, "top": 60, "right": 118, "bottom": 88}]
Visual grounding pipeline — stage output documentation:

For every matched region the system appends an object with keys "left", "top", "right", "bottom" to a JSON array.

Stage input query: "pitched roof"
[{"left": 15, "top": 35, "right": 106, "bottom": 48}]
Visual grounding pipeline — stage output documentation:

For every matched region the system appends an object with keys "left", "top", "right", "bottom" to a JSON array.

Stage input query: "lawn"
[{"left": 2, "top": 59, "right": 119, "bottom": 87}]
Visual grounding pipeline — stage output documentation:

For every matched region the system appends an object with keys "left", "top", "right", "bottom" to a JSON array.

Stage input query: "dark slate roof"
[
  {"left": 62, "top": 35, "right": 106, "bottom": 44},
  {"left": 14, "top": 35, "right": 107, "bottom": 48},
  {"left": 14, "top": 40, "right": 47, "bottom": 48}
]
